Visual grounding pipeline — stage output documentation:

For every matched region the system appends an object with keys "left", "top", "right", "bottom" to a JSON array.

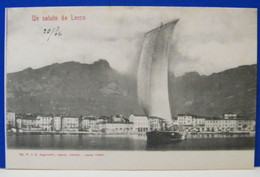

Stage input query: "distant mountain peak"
[
  {"left": 93, "top": 59, "right": 110, "bottom": 68},
  {"left": 23, "top": 67, "right": 34, "bottom": 72},
  {"left": 62, "top": 61, "right": 81, "bottom": 65}
]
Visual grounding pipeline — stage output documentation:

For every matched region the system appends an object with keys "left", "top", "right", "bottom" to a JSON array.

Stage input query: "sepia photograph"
[{"left": 4, "top": 6, "right": 257, "bottom": 169}]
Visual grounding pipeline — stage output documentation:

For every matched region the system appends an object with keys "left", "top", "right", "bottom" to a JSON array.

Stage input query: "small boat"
[{"left": 146, "top": 123, "right": 186, "bottom": 144}]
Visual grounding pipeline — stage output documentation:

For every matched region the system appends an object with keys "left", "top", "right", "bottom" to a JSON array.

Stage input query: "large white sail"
[{"left": 137, "top": 20, "right": 178, "bottom": 123}]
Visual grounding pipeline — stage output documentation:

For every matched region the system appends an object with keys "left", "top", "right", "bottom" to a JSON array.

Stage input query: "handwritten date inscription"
[{"left": 43, "top": 26, "right": 62, "bottom": 41}]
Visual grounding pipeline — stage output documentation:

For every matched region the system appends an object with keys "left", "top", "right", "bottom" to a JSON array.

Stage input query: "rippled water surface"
[{"left": 7, "top": 134, "right": 255, "bottom": 150}]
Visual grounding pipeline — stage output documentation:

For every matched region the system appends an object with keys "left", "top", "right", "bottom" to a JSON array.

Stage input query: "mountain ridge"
[{"left": 6, "top": 60, "right": 256, "bottom": 119}]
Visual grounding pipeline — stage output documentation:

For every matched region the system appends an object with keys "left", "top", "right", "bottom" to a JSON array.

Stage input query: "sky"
[{"left": 6, "top": 7, "right": 257, "bottom": 76}]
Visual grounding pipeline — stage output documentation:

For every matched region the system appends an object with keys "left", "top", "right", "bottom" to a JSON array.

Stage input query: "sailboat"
[{"left": 137, "top": 19, "right": 186, "bottom": 144}]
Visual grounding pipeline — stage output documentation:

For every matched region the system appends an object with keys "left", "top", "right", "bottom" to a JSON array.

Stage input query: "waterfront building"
[
  {"left": 218, "top": 119, "right": 237, "bottom": 131},
  {"left": 24, "top": 120, "right": 37, "bottom": 130},
  {"left": 80, "top": 116, "right": 98, "bottom": 132},
  {"left": 175, "top": 113, "right": 256, "bottom": 133},
  {"left": 205, "top": 117, "right": 237, "bottom": 132},
  {"left": 177, "top": 114, "right": 194, "bottom": 131},
  {"left": 97, "top": 122, "right": 134, "bottom": 134},
  {"left": 236, "top": 119, "right": 255, "bottom": 131},
  {"left": 129, "top": 114, "right": 149, "bottom": 132},
  {"left": 205, "top": 117, "right": 223, "bottom": 132},
  {"left": 80, "top": 116, "right": 95, "bottom": 131},
  {"left": 148, "top": 116, "right": 165, "bottom": 131},
  {"left": 224, "top": 113, "right": 237, "bottom": 120},
  {"left": 192, "top": 116, "right": 206, "bottom": 132},
  {"left": 62, "top": 117, "right": 79, "bottom": 131},
  {"left": 8, "top": 112, "right": 255, "bottom": 134},
  {"left": 36, "top": 115, "right": 53, "bottom": 131},
  {"left": 14, "top": 114, "right": 38, "bottom": 130},
  {"left": 177, "top": 114, "right": 193, "bottom": 126},
  {"left": 53, "top": 116, "right": 62, "bottom": 131},
  {"left": 89, "top": 118, "right": 98, "bottom": 132},
  {"left": 22, "top": 118, "right": 37, "bottom": 130},
  {"left": 80, "top": 118, "right": 90, "bottom": 131},
  {"left": 6, "top": 112, "right": 16, "bottom": 128}
]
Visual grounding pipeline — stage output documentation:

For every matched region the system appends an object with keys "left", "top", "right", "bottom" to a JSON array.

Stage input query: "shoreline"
[{"left": 6, "top": 130, "right": 255, "bottom": 138}]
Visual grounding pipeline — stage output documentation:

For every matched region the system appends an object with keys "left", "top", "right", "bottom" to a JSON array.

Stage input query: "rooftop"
[
  {"left": 149, "top": 116, "right": 164, "bottom": 120},
  {"left": 97, "top": 122, "right": 133, "bottom": 124}
]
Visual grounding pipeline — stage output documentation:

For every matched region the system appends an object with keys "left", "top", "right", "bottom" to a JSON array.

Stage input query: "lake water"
[{"left": 7, "top": 134, "right": 255, "bottom": 150}]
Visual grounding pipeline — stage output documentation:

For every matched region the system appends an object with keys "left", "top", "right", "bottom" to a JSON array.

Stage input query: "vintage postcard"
[{"left": 5, "top": 6, "right": 257, "bottom": 170}]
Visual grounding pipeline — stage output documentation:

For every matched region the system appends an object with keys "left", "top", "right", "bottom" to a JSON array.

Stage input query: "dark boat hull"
[{"left": 146, "top": 131, "right": 184, "bottom": 144}]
